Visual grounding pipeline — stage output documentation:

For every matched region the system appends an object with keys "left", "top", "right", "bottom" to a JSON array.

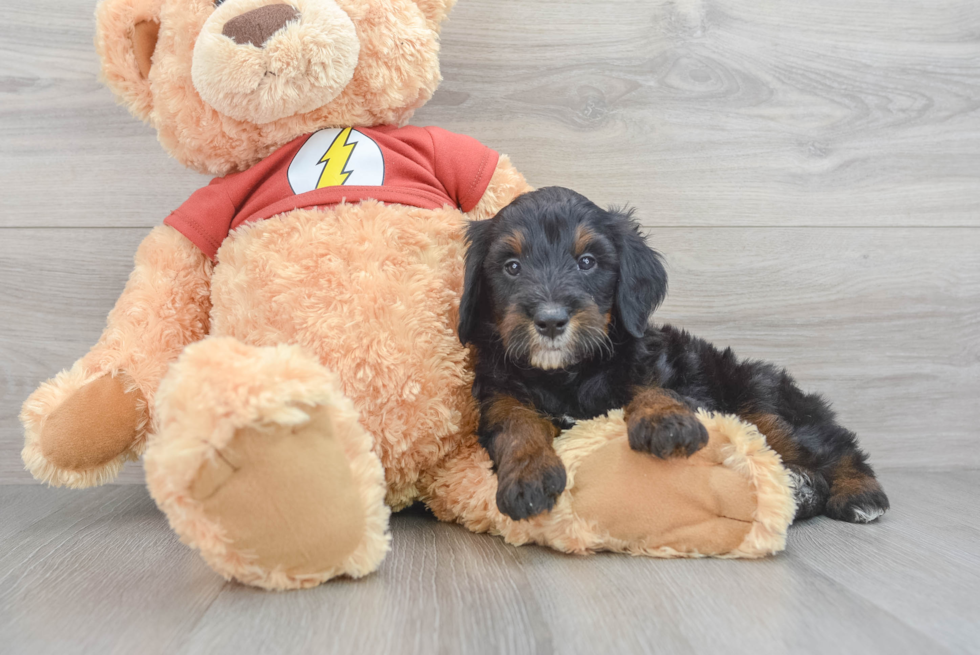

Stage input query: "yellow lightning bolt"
[{"left": 316, "top": 127, "right": 357, "bottom": 188}]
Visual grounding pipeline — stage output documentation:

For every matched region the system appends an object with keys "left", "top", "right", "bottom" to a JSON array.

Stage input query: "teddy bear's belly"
[{"left": 208, "top": 201, "right": 478, "bottom": 504}]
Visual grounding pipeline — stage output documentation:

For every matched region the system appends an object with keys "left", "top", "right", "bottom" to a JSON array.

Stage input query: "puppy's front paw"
[
  {"left": 628, "top": 412, "right": 708, "bottom": 459},
  {"left": 495, "top": 454, "right": 567, "bottom": 521}
]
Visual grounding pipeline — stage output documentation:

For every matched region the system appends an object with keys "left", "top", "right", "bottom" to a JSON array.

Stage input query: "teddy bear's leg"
[
  {"left": 145, "top": 336, "right": 390, "bottom": 590},
  {"left": 424, "top": 411, "right": 796, "bottom": 559},
  {"left": 21, "top": 226, "right": 212, "bottom": 488}
]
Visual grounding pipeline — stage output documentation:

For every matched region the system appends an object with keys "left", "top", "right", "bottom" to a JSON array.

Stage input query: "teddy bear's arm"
[
  {"left": 465, "top": 155, "right": 533, "bottom": 222},
  {"left": 21, "top": 225, "right": 213, "bottom": 487},
  {"left": 87, "top": 225, "right": 214, "bottom": 394}
]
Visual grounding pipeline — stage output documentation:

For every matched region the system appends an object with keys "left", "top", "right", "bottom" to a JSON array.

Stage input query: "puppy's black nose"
[{"left": 534, "top": 306, "right": 569, "bottom": 339}]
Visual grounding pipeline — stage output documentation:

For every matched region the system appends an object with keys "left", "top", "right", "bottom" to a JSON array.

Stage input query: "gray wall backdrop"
[{"left": 2, "top": 0, "right": 978, "bottom": 482}]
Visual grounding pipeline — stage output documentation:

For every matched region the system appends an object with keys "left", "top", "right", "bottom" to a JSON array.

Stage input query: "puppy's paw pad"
[
  {"left": 851, "top": 505, "right": 886, "bottom": 523},
  {"left": 628, "top": 413, "right": 708, "bottom": 458},
  {"left": 495, "top": 459, "right": 567, "bottom": 521},
  {"left": 826, "top": 486, "right": 890, "bottom": 524}
]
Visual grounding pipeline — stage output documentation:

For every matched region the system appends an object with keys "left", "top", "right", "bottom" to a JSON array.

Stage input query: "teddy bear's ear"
[
  {"left": 411, "top": 0, "right": 457, "bottom": 31},
  {"left": 95, "top": 0, "right": 165, "bottom": 121}
]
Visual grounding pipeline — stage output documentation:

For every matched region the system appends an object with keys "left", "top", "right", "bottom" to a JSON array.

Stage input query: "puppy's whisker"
[
  {"left": 502, "top": 324, "right": 536, "bottom": 368},
  {"left": 576, "top": 324, "right": 613, "bottom": 362},
  {"left": 595, "top": 328, "right": 614, "bottom": 358},
  {"left": 576, "top": 330, "right": 595, "bottom": 360}
]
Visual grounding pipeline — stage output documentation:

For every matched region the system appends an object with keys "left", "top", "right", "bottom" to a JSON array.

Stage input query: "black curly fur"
[{"left": 460, "top": 186, "right": 889, "bottom": 523}]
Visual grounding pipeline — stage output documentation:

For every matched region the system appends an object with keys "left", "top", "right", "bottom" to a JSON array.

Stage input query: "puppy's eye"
[
  {"left": 504, "top": 260, "right": 522, "bottom": 276},
  {"left": 577, "top": 255, "right": 596, "bottom": 271},
  {"left": 214, "top": 0, "right": 226, "bottom": 6}
]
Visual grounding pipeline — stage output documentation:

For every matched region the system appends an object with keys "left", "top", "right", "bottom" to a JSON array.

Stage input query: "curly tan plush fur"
[
  {"left": 424, "top": 410, "right": 795, "bottom": 560},
  {"left": 209, "top": 200, "right": 478, "bottom": 502},
  {"left": 146, "top": 338, "right": 390, "bottom": 589},
  {"left": 22, "top": 0, "right": 795, "bottom": 588},
  {"left": 22, "top": 226, "right": 210, "bottom": 487},
  {"left": 97, "top": 0, "right": 452, "bottom": 174}
]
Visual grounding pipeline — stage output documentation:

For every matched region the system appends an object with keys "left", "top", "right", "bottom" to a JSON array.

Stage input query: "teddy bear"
[{"left": 20, "top": 0, "right": 796, "bottom": 589}]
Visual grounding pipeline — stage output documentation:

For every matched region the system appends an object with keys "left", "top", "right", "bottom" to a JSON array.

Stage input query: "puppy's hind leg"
[
  {"left": 744, "top": 412, "right": 830, "bottom": 521},
  {"left": 790, "top": 422, "right": 888, "bottom": 524},
  {"left": 746, "top": 411, "right": 888, "bottom": 523},
  {"left": 784, "top": 464, "right": 830, "bottom": 521},
  {"left": 824, "top": 443, "right": 890, "bottom": 523}
]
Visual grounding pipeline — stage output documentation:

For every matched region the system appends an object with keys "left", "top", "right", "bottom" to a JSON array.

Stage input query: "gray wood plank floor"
[{"left": 1, "top": 469, "right": 978, "bottom": 655}]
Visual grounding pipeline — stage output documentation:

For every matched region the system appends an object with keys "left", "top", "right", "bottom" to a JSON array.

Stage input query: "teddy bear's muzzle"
[{"left": 191, "top": 0, "right": 360, "bottom": 125}]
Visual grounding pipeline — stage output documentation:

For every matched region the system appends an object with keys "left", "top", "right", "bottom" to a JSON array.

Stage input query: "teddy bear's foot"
[
  {"left": 21, "top": 365, "right": 147, "bottom": 488},
  {"left": 567, "top": 411, "right": 798, "bottom": 557},
  {"left": 184, "top": 405, "right": 379, "bottom": 585},
  {"left": 558, "top": 411, "right": 797, "bottom": 558},
  {"left": 426, "top": 410, "right": 797, "bottom": 559},
  {"left": 145, "top": 337, "right": 390, "bottom": 590}
]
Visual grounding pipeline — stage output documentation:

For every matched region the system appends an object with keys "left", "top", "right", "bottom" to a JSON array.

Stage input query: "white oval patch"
[{"left": 287, "top": 128, "right": 385, "bottom": 194}]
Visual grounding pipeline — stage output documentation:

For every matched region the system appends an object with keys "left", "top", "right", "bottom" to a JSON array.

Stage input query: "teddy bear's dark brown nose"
[{"left": 222, "top": 4, "right": 300, "bottom": 47}]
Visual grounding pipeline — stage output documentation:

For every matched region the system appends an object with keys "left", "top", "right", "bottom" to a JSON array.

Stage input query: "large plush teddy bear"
[{"left": 21, "top": 0, "right": 795, "bottom": 589}]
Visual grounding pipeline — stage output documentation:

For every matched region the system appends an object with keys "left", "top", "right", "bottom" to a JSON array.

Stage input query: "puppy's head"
[{"left": 459, "top": 186, "right": 667, "bottom": 370}]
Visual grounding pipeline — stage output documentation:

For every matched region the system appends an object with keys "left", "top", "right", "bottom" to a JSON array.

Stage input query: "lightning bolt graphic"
[{"left": 316, "top": 127, "right": 357, "bottom": 188}]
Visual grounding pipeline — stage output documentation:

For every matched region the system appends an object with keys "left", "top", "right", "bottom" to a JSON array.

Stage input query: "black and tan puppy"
[{"left": 459, "top": 186, "right": 889, "bottom": 524}]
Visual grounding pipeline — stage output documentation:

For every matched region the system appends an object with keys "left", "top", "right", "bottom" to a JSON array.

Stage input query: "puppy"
[{"left": 459, "top": 186, "right": 889, "bottom": 524}]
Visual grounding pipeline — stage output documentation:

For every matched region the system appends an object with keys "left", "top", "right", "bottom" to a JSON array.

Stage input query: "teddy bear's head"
[{"left": 97, "top": 0, "right": 455, "bottom": 174}]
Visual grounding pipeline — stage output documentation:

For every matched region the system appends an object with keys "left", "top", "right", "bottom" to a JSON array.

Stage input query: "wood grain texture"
[
  {"left": 0, "top": 229, "right": 151, "bottom": 484},
  {"left": 789, "top": 470, "right": 980, "bottom": 655},
  {"left": 1, "top": 0, "right": 979, "bottom": 227},
  {"left": 0, "top": 0, "right": 209, "bottom": 228},
  {"left": 2, "top": 0, "right": 977, "bottom": 651},
  {"left": 428, "top": 0, "right": 980, "bottom": 227},
  {"left": 1, "top": 469, "right": 977, "bottom": 655},
  {"left": 0, "top": 486, "right": 227, "bottom": 655},
  {"left": 3, "top": 226, "right": 977, "bottom": 481},
  {"left": 1, "top": 2, "right": 978, "bottom": 468}
]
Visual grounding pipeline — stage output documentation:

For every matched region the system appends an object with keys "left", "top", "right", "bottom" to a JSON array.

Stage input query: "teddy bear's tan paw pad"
[
  {"left": 189, "top": 405, "right": 367, "bottom": 576},
  {"left": 570, "top": 429, "right": 757, "bottom": 555},
  {"left": 39, "top": 374, "right": 144, "bottom": 472}
]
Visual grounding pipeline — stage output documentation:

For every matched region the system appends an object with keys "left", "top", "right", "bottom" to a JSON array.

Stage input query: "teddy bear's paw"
[
  {"left": 569, "top": 433, "right": 758, "bottom": 555},
  {"left": 555, "top": 411, "right": 796, "bottom": 558},
  {"left": 187, "top": 405, "right": 382, "bottom": 588},
  {"left": 145, "top": 338, "right": 390, "bottom": 589},
  {"left": 21, "top": 367, "right": 147, "bottom": 488}
]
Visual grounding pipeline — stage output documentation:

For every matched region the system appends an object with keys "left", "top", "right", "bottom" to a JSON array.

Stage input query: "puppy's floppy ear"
[
  {"left": 458, "top": 219, "right": 494, "bottom": 345},
  {"left": 612, "top": 210, "right": 668, "bottom": 338}
]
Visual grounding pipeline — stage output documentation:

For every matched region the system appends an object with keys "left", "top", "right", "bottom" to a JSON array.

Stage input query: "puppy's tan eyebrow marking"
[
  {"left": 503, "top": 230, "right": 525, "bottom": 256},
  {"left": 574, "top": 224, "right": 597, "bottom": 257}
]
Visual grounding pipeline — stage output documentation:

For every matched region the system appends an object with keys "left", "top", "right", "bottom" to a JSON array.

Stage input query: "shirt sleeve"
[
  {"left": 162, "top": 177, "right": 237, "bottom": 261},
  {"left": 425, "top": 127, "right": 500, "bottom": 213}
]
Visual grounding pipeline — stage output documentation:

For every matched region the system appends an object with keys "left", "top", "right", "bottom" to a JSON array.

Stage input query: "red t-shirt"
[{"left": 163, "top": 125, "right": 499, "bottom": 260}]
